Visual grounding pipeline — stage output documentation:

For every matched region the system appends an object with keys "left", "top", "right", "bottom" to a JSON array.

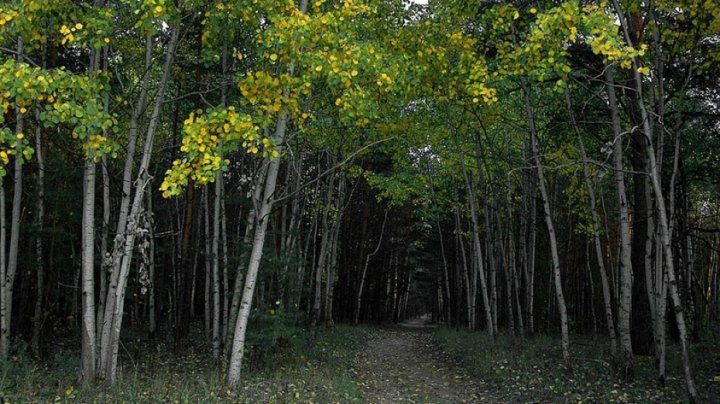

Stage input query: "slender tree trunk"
[
  {"left": 97, "top": 151, "right": 110, "bottom": 346},
  {"left": 426, "top": 160, "right": 451, "bottom": 325},
  {"left": 355, "top": 210, "right": 388, "bottom": 324},
  {"left": 645, "top": 112, "right": 697, "bottom": 400},
  {"left": 279, "top": 152, "right": 303, "bottom": 310},
  {"left": 226, "top": 162, "right": 267, "bottom": 348},
  {"left": 100, "top": 28, "right": 179, "bottom": 383},
  {"left": 190, "top": 247, "right": 199, "bottom": 320},
  {"left": 98, "top": 35, "right": 153, "bottom": 371},
  {"left": 220, "top": 182, "right": 229, "bottom": 347},
  {"left": 0, "top": 172, "right": 6, "bottom": 360},
  {"left": 507, "top": 192, "right": 525, "bottom": 337},
  {"left": 456, "top": 141, "right": 494, "bottom": 336},
  {"left": 0, "top": 39, "right": 24, "bottom": 361},
  {"left": 586, "top": 242, "right": 598, "bottom": 336},
  {"left": 521, "top": 77, "right": 569, "bottom": 361},
  {"left": 498, "top": 209, "right": 515, "bottom": 333},
  {"left": 101, "top": 37, "right": 153, "bottom": 352},
  {"left": 311, "top": 168, "right": 335, "bottom": 330},
  {"left": 455, "top": 210, "right": 473, "bottom": 329},
  {"left": 521, "top": 169, "right": 538, "bottom": 335},
  {"left": 203, "top": 187, "right": 212, "bottom": 337},
  {"left": 215, "top": 39, "right": 228, "bottom": 350},
  {"left": 486, "top": 206, "right": 498, "bottom": 333},
  {"left": 31, "top": 111, "right": 45, "bottom": 357},
  {"left": 227, "top": 109, "right": 288, "bottom": 387},
  {"left": 80, "top": 30, "right": 108, "bottom": 381},
  {"left": 615, "top": 5, "right": 696, "bottom": 395},
  {"left": 612, "top": 3, "right": 697, "bottom": 396},
  {"left": 81, "top": 160, "right": 97, "bottom": 383},
  {"left": 324, "top": 177, "right": 345, "bottom": 327},
  {"left": 211, "top": 179, "right": 221, "bottom": 359},
  {"left": 567, "top": 91, "right": 617, "bottom": 356},
  {"left": 147, "top": 192, "right": 156, "bottom": 336},
  {"left": 604, "top": 67, "right": 634, "bottom": 372}
]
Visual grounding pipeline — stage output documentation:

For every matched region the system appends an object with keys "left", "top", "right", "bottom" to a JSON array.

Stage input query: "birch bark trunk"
[
  {"left": 0, "top": 39, "right": 24, "bottom": 361},
  {"left": 99, "top": 28, "right": 179, "bottom": 383},
  {"left": 81, "top": 159, "right": 97, "bottom": 383},
  {"left": 613, "top": 2, "right": 697, "bottom": 396},
  {"left": 604, "top": 67, "right": 634, "bottom": 371},
  {"left": 456, "top": 139, "right": 494, "bottom": 336},
  {"left": 226, "top": 161, "right": 267, "bottom": 348},
  {"left": 521, "top": 77, "right": 569, "bottom": 361},
  {"left": 227, "top": 109, "right": 288, "bottom": 386},
  {"left": 566, "top": 91, "right": 617, "bottom": 356}
]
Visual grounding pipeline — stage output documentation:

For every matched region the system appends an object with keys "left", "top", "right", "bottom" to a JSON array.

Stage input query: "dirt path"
[{"left": 353, "top": 323, "right": 501, "bottom": 403}]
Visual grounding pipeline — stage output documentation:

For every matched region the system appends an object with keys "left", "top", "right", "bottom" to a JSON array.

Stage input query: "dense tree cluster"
[{"left": 0, "top": 0, "right": 718, "bottom": 399}]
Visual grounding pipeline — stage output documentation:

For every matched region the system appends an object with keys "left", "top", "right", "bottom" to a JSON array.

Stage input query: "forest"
[{"left": 0, "top": 0, "right": 719, "bottom": 402}]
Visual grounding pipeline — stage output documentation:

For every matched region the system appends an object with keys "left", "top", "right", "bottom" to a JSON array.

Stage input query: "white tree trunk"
[
  {"left": 227, "top": 108, "right": 288, "bottom": 387},
  {"left": 1, "top": 55, "right": 24, "bottom": 359},
  {"left": 99, "top": 28, "right": 179, "bottom": 383},
  {"left": 604, "top": 67, "right": 634, "bottom": 370},
  {"left": 566, "top": 91, "right": 617, "bottom": 356},
  {"left": 522, "top": 78, "right": 569, "bottom": 361},
  {"left": 81, "top": 160, "right": 97, "bottom": 383},
  {"left": 612, "top": 2, "right": 697, "bottom": 396},
  {"left": 456, "top": 145, "right": 494, "bottom": 336}
]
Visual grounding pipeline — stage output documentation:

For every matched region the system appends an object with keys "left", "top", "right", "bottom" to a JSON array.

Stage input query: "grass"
[
  {"left": 431, "top": 328, "right": 720, "bottom": 403},
  {"left": 0, "top": 324, "right": 371, "bottom": 403},
  {"left": 5, "top": 323, "right": 716, "bottom": 402}
]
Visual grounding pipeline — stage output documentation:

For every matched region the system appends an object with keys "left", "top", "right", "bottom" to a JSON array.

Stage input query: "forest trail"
[{"left": 353, "top": 323, "right": 501, "bottom": 403}]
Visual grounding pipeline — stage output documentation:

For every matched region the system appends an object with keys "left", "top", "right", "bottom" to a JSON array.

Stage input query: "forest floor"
[
  {"left": 1, "top": 322, "right": 718, "bottom": 402},
  {"left": 353, "top": 319, "right": 500, "bottom": 403}
]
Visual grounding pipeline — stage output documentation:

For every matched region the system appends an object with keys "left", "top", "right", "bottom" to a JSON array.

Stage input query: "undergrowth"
[
  {"left": 431, "top": 328, "right": 720, "bottom": 403},
  {"left": 0, "top": 324, "right": 370, "bottom": 402}
]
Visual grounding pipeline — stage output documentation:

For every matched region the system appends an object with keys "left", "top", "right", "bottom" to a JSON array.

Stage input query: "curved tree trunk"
[{"left": 355, "top": 210, "right": 388, "bottom": 324}]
